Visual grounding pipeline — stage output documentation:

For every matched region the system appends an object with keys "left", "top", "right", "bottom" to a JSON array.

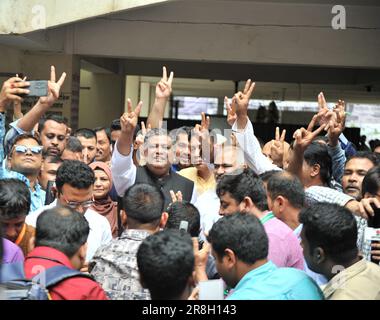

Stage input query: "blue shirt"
[
  {"left": 226, "top": 261, "right": 324, "bottom": 300},
  {"left": 0, "top": 112, "right": 46, "bottom": 212}
]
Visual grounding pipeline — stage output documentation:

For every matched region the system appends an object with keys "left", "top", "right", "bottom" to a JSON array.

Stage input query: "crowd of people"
[{"left": 0, "top": 65, "right": 379, "bottom": 300}]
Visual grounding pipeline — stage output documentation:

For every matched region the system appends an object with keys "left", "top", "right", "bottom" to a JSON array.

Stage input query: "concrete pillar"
[
  {"left": 139, "top": 82, "right": 151, "bottom": 117},
  {"left": 124, "top": 75, "right": 140, "bottom": 112}
]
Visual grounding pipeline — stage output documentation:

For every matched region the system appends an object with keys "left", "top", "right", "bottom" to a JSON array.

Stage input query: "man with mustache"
[
  {"left": 342, "top": 152, "right": 379, "bottom": 201},
  {"left": 111, "top": 99, "right": 196, "bottom": 210},
  {"left": 37, "top": 114, "right": 69, "bottom": 157},
  {"left": 94, "top": 127, "right": 112, "bottom": 164}
]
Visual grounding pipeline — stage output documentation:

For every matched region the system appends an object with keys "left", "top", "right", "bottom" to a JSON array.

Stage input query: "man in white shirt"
[
  {"left": 111, "top": 100, "right": 196, "bottom": 210},
  {"left": 26, "top": 160, "right": 112, "bottom": 262}
]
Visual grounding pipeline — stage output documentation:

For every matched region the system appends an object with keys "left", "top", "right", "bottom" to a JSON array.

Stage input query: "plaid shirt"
[
  {"left": 305, "top": 185, "right": 353, "bottom": 207},
  {"left": 89, "top": 229, "right": 151, "bottom": 300}
]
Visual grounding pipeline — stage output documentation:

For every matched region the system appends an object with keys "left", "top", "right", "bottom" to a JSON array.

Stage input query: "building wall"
[{"left": 79, "top": 69, "right": 123, "bottom": 129}]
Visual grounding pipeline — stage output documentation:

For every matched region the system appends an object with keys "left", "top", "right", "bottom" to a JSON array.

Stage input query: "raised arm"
[
  {"left": 326, "top": 99, "right": 347, "bottom": 183},
  {"left": 111, "top": 99, "right": 142, "bottom": 196},
  {"left": 288, "top": 114, "right": 326, "bottom": 182},
  {"left": 146, "top": 66, "right": 174, "bottom": 128},
  {"left": 17, "top": 66, "right": 66, "bottom": 132},
  {"left": 225, "top": 80, "right": 280, "bottom": 174},
  {"left": 0, "top": 76, "right": 29, "bottom": 161}
]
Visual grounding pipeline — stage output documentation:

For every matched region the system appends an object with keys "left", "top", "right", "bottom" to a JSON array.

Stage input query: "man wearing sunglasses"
[
  {"left": 26, "top": 160, "right": 112, "bottom": 263},
  {"left": 1, "top": 134, "right": 46, "bottom": 212}
]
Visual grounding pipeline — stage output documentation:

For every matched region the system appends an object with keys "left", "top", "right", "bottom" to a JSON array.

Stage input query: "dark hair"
[
  {"left": 43, "top": 155, "right": 63, "bottom": 164},
  {"left": 207, "top": 213, "right": 268, "bottom": 264},
  {"left": 137, "top": 229, "right": 194, "bottom": 300},
  {"left": 304, "top": 141, "right": 332, "bottom": 186},
  {"left": 370, "top": 139, "right": 380, "bottom": 152},
  {"left": 166, "top": 202, "right": 200, "bottom": 237},
  {"left": 267, "top": 172, "right": 305, "bottom": 209},
  {"left": 259, "top": 169, "right": 281, "bottom": 183},
  {"left": 123, "top": 183, "right": 164, "bottom": 224},
  {"left": 35, "top": 206, "right": 89, "bottom": 257},
  {"left": 11, "top": 133, "right": 41, "bottom": 151},
  {"left": 170, "top": 126, "right": 192, "bottom": 144},
  {"left": 74, "top": 128, "right": 97, "bottom": 141},
  {"left": 346, "top": 151, "right": 380, "bottom": 167},
  {"left": 38, "top": 114, "right": 68, "bottom": 133},
  {"left": 299, "top": 203, "right": 358, "bottom": 264},
  {"left": 216, "top": 168, "right": 268, "bottom": 211},
  {"left": 65, "top": 136, "right": 83, "bottom": 153},
  {"left": 110, "top": 119, "right": 121, "bottom": 132},
  {"left": 0, "top": 179, "right": 31, "bottom": 219},
  {"left": 55, "top": 160, "right": 95, "bottom": 193},
  {"left": 361, "top": 166, "right": 380, "bottom": 197},
  {"left": 93, "top": 127, "right": 111, "bottom": 144},
  {"left": 144, "top": 128, "right": 170, "bottom": 144}
]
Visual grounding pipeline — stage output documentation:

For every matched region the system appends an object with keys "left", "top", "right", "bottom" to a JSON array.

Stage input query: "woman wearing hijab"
[{"left": 89, "top": 162, "right": 119, "bottom": 238}]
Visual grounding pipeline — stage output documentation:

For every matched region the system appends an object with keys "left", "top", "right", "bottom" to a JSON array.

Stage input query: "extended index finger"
[
  {"left": 243, "top": 79, "right": 251, "bottom": 94},
  {"left": 162, "top": 66, "right": 167, "bottom": 81},
  {"left": 280, "top": 129, "right": 286, "bottom": 142},
  {"left": 170, "top": 190, "right": 177, "bottom": 203},
  {"left": 50, "top": 66, "right": 56, "bottom": 83},
  {"left": 275, "top": 127, "right": 280, "bottom": 140},
  {"left": 127, "top": 98, "right": 132, "bottom": 113},
  {"left": 307, "top": 114, "right": 318, "bottom": 132},
  {"left": 168, "top": 71, "right": 174, "bottom": 86},
  {"left": 141, "top": 121, "right": 146, "bottom": 134},
  {"left": 247, "top": 81, "right": 256, "bottom": 98}
]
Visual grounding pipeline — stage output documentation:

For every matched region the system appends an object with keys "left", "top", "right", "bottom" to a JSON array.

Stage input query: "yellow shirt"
[
  {"left": 323, "top": 258, "right": 380, "bottom": 300},
  {"left": 178, "top": 167, "right": 216, "bottom": 197}
]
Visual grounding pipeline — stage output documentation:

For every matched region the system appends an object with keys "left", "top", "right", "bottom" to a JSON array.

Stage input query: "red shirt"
[{"left": 24, "top": 246, "right": 108, "bottom": 300}]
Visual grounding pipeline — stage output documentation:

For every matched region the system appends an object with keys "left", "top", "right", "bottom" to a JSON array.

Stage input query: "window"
[{"left": 173, "top": 96, "right": 218, "bottom": 120}]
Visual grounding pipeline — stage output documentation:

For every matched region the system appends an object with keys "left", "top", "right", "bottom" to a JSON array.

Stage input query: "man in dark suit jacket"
[{"left": 111, "top": 100, "right": 196, "bottom": 209}]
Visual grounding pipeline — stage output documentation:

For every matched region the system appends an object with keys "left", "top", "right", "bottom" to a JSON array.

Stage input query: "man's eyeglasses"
[
  {"left": 60, "top": 194, "right": 94, "bottom": 210},
  {"left": 14, "top": 145, "right": 43, "bottom": 155}
]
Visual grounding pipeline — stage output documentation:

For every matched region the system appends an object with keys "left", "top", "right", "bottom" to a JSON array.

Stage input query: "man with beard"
[
  {"left": 2, "top": 66, "right": 66, "bottom": 157},
  {"left": 37, "top": 114, "right": 69, "bottom": 157},
  {"left": 74, "top": 128, "right": 97, "bottom": 165},
  {"left": 111, "top": 99, "right": 196, "bottom": 210}
]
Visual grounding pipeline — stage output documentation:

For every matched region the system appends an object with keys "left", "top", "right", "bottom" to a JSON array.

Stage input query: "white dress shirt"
[
  {"left": 111, "top": 142, "right": 197, "bottom": 203},
  {"left": 232, "top": 119, "right": 281, "bottom": 175},
  {"left": 26, "top": 200, "right": 112, "bottom": 262}
]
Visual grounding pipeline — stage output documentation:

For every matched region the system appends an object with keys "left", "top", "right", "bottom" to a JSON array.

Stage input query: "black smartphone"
[
  {"left": 368, "top": 203, "right": 380, "bottom": 228},
  {"left": 45, "top": 180, "right": 56, "bottom": 205},
  {"left": 21, "top": 80, "right": 48, "bottom": 97}
]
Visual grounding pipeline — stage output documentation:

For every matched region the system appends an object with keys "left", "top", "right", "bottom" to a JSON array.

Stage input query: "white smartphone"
[{"left": 198, "top": 279, "right": 225, "bottom": 300}]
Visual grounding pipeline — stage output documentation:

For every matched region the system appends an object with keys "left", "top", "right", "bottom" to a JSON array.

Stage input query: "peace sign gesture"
[
  {"left": 327, "top": 99, "right": 346, "bottom": 146},
  {"left": 317, "top": 92, "right": 336, "bottom": 128},
  {"left": 225, "top": 96, "right": 237, "bottom": 126},
  {"left": 134, "top": 121, "right": 151, "bottom": 150},
  {"left": 270, "top": 127, "right": 286, "bottom": 166},
  {"left": 234, "top": 79, "right": 256, "bottom": 115},
  {"left": 169, "top": 190, "right": 183, "bottom": 203},
  {"left": 39, "top": 66, "right": 66, "bottom": 107},
  {"left": 293, "top": 114, "right": 326, "bottom": 151},
  {"left": 155, "top": 66, "right": 174, "bottom": 99},
  {"left": 120, "top": 98, "right": 143, "bottom": 134}
]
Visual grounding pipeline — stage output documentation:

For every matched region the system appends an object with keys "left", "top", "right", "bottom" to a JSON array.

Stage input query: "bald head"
[{"left": 214, "top": 145, "right": 246, "bottom": 183}]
